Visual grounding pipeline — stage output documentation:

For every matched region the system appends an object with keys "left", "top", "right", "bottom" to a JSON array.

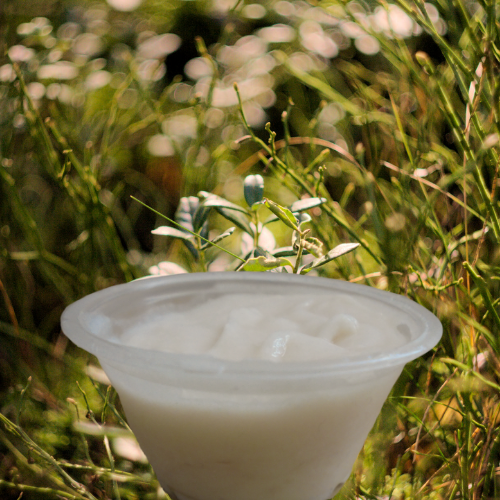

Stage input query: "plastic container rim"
[{"left": 61, "top": 272, "right": 443, "bottom": 379}]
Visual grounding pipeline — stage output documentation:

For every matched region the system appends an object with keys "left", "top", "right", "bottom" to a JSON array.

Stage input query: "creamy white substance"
[{"left": 120, "top": 292, "right": 411, "bottom": 362}]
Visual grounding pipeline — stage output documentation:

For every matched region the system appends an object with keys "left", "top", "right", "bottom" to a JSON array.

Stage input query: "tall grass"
[{"left": 1, "top": 0, "right": 500, "bottom": 499}]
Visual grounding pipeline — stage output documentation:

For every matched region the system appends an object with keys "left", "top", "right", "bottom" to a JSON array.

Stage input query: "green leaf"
[
  {"left": 289, "top": 197, "right": 327, "bottom": 212},
  {"left": 218, "top": 207, "right": 254, "bottom": 236},
  {"left": 193, "top": 205, "right": 211, "bottom": 234},
  {"left": 176, "top": 196, "right": 209, "bottom": 237},
  {"left": 201, "top": 227, "right": 235, "bottom": 250},
  {"left": 272, "top": 246, "right": 310, "bottom": 257},
  {"left": 235, "top": 247, "right": 269, "bottom": 270},
  {"left": 264, "top": 198, "right": 298, "bottom": 230},
  {"left": 300, "top": 242, "right": 360, "bottom": 274},
  {"left": 264, "top": 211, "right": 308, "bottom": 226},
  {"left": 175, "top": 196, "right": 200, "bottom": 232},
  {"left": 303, "top": 237, "right": 324, "bottom": 258},
  {"left": 298, "top": 213, "right": 312, "bottom": 227},
  {"left": 201, "top": 194, "right": 249, "bottom": 214},
  {"left": 198, "top": 191, "right": 253, "bottom": 235},
  {"left": 263, "top": 201, "right": 321, "bottom": 226},
  {"left": 151, "top": 226, "right": 199, "bottom": 259},
  {"left": 244, "top": 174, "right": 264, "bottom": 207},
  {"left": 241, "top": 255, "right": 293, "bottom": 272},
  {"left": 151, "top": 226, "right": 194, "bottom": 240},
  {"left": 272, "top": 246, "right": 297, "bottom": 257}
]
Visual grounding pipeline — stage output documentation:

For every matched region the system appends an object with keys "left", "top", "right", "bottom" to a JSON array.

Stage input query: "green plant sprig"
[
  {"left": 233, "top": 83, "right": 380, "bottom": 265},
  {"left": 131, "top": 196, "right": 246, "bottom": 263},
  {"left": 140, "top": 171, "right": 359, "bottom": 275}
]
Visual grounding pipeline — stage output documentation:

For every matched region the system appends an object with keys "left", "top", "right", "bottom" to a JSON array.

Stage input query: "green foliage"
[
  {"left": 148, "top": 165, "right": 356, "bottom": 274},
  {"left": 1, "top": 0, "right": 500, "bottom": 499}
]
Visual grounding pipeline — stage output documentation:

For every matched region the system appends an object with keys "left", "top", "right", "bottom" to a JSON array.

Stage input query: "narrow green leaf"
[
  {"left": 151, "top": 226, "right": 194, "bottom": 240},
  {"left": 272, "top": 246, "right": 311, "bottom": 257},
  {"left": 300, "top": 242, "right": 360, "bottom": 273},
  {"left": 241, "top": 255, "right": 293, "bottom": 272},
  {"left": 193, "top": 205, "right": 211, "bottom": 233},
  {"left": 264, "top": 198, "right": 298, "bottom": 230},
  {"left": 198, "top": 190, "right": 253, "bottom": 235},
  {"left": 389, "top": 94, "right": 414, "bottom": 166},
  {"left": 266, "top": 213, "right": 309, "bottom": 226},
  {"left": 74, "top": 421, "right": 132, "bottom": 437},
  {"left": 263, "top": 213, "right": 297, "bottom": 225},
  {"left": 463, "top": 261, "right": 500, "bottom": 353},
  {"left": 201, "top": 227, "right": 235, "bottom": 250},
  {"left": 441, "top": 358, "right": 500, "bottom": 392},
  {"left": 201, "top": 194, "right": 249, "bottom": 214},
  {"left": 218, "top": 207, "right": 254, "bottom": 235},
  {"left": 272, "top": 246, "right": 297, "bottom": 257},
  {"left": 263, "top": 202, "right": 320, "bottom": 226},
  {"left": 277, "top": 53, "right": 364, "bottom": 116}
]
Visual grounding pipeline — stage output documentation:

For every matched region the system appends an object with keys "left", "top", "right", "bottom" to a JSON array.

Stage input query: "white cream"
[{"left": 120, "top": 292, "right": 410, "bottom": 362}]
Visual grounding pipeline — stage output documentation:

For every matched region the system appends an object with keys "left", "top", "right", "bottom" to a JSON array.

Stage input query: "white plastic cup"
[{"left": 61, "top": 273, "right": 442, "bottom": 500}]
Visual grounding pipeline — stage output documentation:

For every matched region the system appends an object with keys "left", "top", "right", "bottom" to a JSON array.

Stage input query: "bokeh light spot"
[
  {"left": 354, "top": 34, "right": 380, "bottom": 55},
  {"left": 137, "top": 34, "right": 181, "bottom": 60},
  {"left": 147, "top": 135, "right": 175, "bottom": 157},
  {"left": 184, "top": 57, "right": 213, "bottom": 80},
  {"left": 37, "top": 62, "right": 79, "bottom": 80},
  {"left": 242, "top": 4, "right": 266, "bottom": 19},
  {"left": 106, "top": 0, "right": 142, "bottom": 12},
  {"left": 258, "top": 25, "right": 296, "bottom": 43}
]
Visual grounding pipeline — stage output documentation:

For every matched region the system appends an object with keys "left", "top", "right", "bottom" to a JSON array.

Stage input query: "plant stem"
[{"left": 293, "top": 232, "right": 305, "bottom": 274}]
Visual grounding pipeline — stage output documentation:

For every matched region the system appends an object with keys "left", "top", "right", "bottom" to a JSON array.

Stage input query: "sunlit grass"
[{"left": 1, "top": 0, "right": 500, "bottom": 499}]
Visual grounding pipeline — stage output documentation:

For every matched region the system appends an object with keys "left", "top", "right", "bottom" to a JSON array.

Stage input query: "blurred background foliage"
[{"left": 1, "top": 0, "right": 500, "bottom": 498}]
